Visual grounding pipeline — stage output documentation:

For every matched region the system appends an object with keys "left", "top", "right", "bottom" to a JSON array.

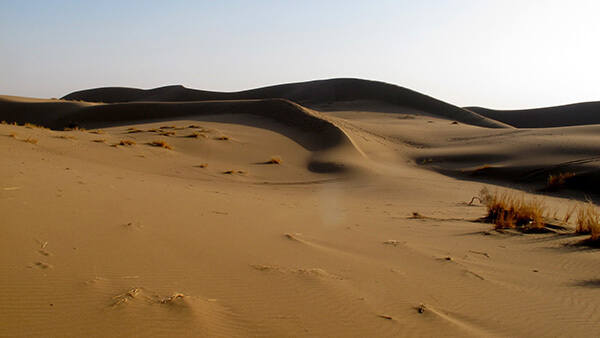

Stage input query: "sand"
[{"left": 1, "top": 79, "right": 599, "bottom": 337}]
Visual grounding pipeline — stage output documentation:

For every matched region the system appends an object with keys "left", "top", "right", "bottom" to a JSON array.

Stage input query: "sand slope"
[{"left": 1, "top": 80, "right": 600, "bottom": 336}]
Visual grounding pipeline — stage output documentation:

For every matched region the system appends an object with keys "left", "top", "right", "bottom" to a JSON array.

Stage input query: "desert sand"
[{"left": 1, "top": 79, "right": 599, "bottom": 337}]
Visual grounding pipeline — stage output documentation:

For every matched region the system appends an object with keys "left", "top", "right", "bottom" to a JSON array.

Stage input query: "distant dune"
[
  {"left": 466, "top": 101, "right": 600, "bottom": 128},
  {"left": 61, "top": 78, "right": 509, "bottom": 129}
]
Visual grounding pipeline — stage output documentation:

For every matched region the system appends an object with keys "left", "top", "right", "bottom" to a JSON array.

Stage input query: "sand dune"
[
  {"left": 61, "top": 79, "right": 510, "bottom": 128},
  {"left": 467, "top": 101, "right": 600, "bottom": 128},
  {"left": 1, "top": 79, "right": 600, "bottom": 337}
]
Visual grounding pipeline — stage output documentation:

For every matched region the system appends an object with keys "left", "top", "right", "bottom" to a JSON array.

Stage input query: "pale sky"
[{"left": 1, "top": 0, "right": 598, "bottom": 109}]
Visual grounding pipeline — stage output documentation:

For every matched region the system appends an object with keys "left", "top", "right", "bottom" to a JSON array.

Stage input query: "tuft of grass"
[
  {"left": 117, "top": 140, "right": 137, "bottom": 146},
  {"left": 159, "top": 131, "right": 176, "bottom": 136},
  {"left": 481, "top": 190, "right": 546, "bottom": 230},
  {"left": 64, "top": 126, "right": 86, "bottom": 131},
  {"left": 24, "top": 123, "right": 48, "bottom": 130},
  {"left": 160, "top": 125, "right": 176, "bottom": 129},
  {"left": 195, "top": 163, "right": 208, "bottom": 168},
  {"left": 148, "top": 140, "right": 173, "bottom": 150},
  {"left": 187, "top": 132, "right": 207, "bottom": 138},
  {"left": 547, "top": 172, "right": 575, "bottom": 190},
  {"left": 126, "top": 128, "right": 143, "bottom": 133},
  {"left": 93, "top": 138, "right": 106, "bottom": 143},
  {"left": 88, "top": 129, "right": 105, "bottom": 134},
  {"left": 215, "top": 136, "right": 230, "bottom": 141},
  {"left": 189, "top": 124, "right": 202, "bottom": 128},
  {"left": 223, "top": 170, "right": 236, "bottom": 174},
  {"left": 266, "top": 156, "right": 283, "bottom": 164},
  {"left": 1, "top": 121, "right": 6, "bottom": 124},
  {"left": 57, "top": 134, "right": 77, "bottom": 140},
  {"left": 24, "top": 137, "right": 38, "bottom": 145},
  {"left": 575, "top": 200, "right": 600, "bottom": 242},
  {"left": 9, "top": 132, "right": 17, "bottom": 138}
]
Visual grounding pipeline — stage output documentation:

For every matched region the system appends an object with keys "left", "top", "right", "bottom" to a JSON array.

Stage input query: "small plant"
[
  {"left": 223, "top": 170, "right": 236, "bottom": 174},
  {"left": 57, "top": 134, "right": 77, "bottom": 140},
  {"left": 1, "top": 121, "right": 6, "bottom": 124},
  {"left": 88, "top": 129, "right": 105, "bottom": 134},
  {"left": 266, "top": 156, "right": 283, "bottom": 164},
  {"left": 64, "top": 126, "right": 86, "bottom": 131},
  {"left": 147, "top": 128, "right": 159, "bottom": 133},
  {"left": 189, "top": 124, "right": 202, "bottom": 128},
  {"left": 195, "top": 163, "right": 208, "bottom": 168},
  {"left": 117, "top": 140, "right": 137, "bottom": 146},
  {"left": 9, "top": 132, "right": 17, "bottom": 138},
  {"left": 575, "top": 200, "right": 600, "bottom": 242},
  {"left": 482, "top": 190, "right": 546, "bottom": 230},
  {"left": 159, "top": 131, "right": 176, "bottom": 136},
  {"left": 126, "top": 128, "right": 143, "bottom": 133},
  {"left": 547, "top": 172, "right": 575, "bottom": 190},
  {"left": 93, "top": 139, "right": 106, "bottom": 143},
  {"left": 187, "top": 132, "right": 207, "bottom": 138},
  {"left": 24, "top": 123, "right": 48, "bottom": 130},
  {"left": 148, "top": 140, "right": 173, "bottom": 150},
  {"left": 24, "top": 137, "right": 38, "bottom": 145},
  {"left": 160, "top": 125, "right": 175, "bottom": 129},
  {"left": 216, "top": 136, "right": 230, "bottom": 141}
]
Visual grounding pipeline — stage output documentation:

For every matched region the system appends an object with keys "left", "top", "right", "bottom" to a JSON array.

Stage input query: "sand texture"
[{"left": 1, "top": 79, "right": 599, "bottom": 337}]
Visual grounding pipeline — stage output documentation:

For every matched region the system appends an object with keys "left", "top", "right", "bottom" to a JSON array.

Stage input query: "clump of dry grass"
[
  {"left": 147, "top": 128, "right": 159, "bottom": 132},
  {"left": 117, "top": 140, "right": 137, "bottom": 146},
  {"left": 481, "top": 189, "right": 546, "bottom": 230},
  {"left": 575, "top": 200, "right": 600, "bottom": 243},
  {"left": 195, "top": 163, "right": 208, "bottom": 168},
  {"left": 216, "top": 136, "right": 230, "bottom": 141},
  {"left": 9, "top": 132, "right": 17, "bottom": 138},
  {"left": 189, "top": 124, "right": 202, "bottom": 128},
  {"left": 24, "top": 137, "right": 38, "bottom": 145},
  {"left": 547, "top": 172, "right": 575, "bottom": 190},
  {"left": 187, "top": 132, "right": 207, "bottom": 138},
  {"left": 1, "top": 121, "right": 7, "bottom": 124},
  {"left": 64, "top": 126, "right": 86, "bottom": 131},
  {"left": 266, "top": 155, "right": 283, "bottom": 164},
  {"left": 93, "top": 138, "right": 106, "bottom": 143},
  {"left": 126, "top": 128, "right": 143, "bottom": 133},
  {"left": 88, "top": 129, "right": 105, "bottom": 134},
  {"left": 148, "top": 140, "right": 173, "bottom": 150},
  {"left": 57, "top": 134, "right": 77, "bottom": 140},
  {"left": 159, "top": 131, "right": 176, "bottom": 136},
  {"left": 24, "top": 123, "right": 48, "bottom": 130},
  {"left": 160, "top": 125, "right": 175, "bottom": 129}
]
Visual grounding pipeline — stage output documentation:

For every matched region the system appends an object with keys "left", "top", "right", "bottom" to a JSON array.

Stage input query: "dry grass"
[
  {"left": 575, "top": 200, "right": 600, "bottom": 242},
  {"left": 216, "top": 136, "right": 230, "bottom": 141},
  {"left": 24, "top": 123, "right": 48, "bottom": 130},
  {"left": 547, "top": 172, "right": 575, "bottom": 189},
  {"left": 1, "top": 121, "right": 7, "bottom": 124},
  {"left": 481, "top": 190, "right": 546, "bottom": 230},
  {"left": 64, "top": 126, "right": 86, "bottom": 131},
  {"left": 57, "top": 134, "right": 77, "bottom": 140},
  {"left": 24, "top": 138, "right": 38, "bottom": 145},
  {"left": 9, "top": 132, "right": 17, "bottom": 138},
  {"left": 126, "top": 128, "right": 144, "bottom": 133},
  {"left": 159, "top": 131, "right": 176, "bottom": 136},
  {"left": 93, "top": 139, "right": 106, "bottom": 143},
  {"left": 266, "top": 156, "right": 283, "bottom": 164},
  {"left": 160, "top": 125, "right": 176, "bottom": 129},
  {"left": 195, "top": 163, "right": 208, "bottom": 168},
  {"left": 148, "top": 140, "right": 173, "bottom": 150},
  {"left": 187, "top": 132, "right": 207, "bottom": 138},
  {"left": 189, "top": 124, "right": 202, "bottom": 128},
  {"left": 117, "top": 140, "right": 137, "bottom": 146},
  {"left": 147, "top": 128, "right": 159, "bottom": 132},
  {"left": 88, "top": 129, "right": 105, "bottom": 134}
]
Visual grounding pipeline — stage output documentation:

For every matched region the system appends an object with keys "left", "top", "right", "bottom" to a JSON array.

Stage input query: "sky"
[{"left": 1, "top": 0, "right": 598, "bottom": 109}]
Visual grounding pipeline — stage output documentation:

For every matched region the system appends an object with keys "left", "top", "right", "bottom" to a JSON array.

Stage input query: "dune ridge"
[{"left": 61, "top": 78, "right": 510, "bottom": 129}]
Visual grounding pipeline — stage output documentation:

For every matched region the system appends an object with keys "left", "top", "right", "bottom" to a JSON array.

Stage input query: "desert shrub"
[
  {"left": 482, "top": 190, "right": 546, "bottom": 230},
  {"left": 93, "top": 139, "right": 106, "bottom": 143},
  {"left": 159, "top": 131, "right": 176, "bottom": 136},
  {"left": 267, "top": 156, "right": 283, "bottom": 164},
  {"left": 575, "top": 200, "right": 600, "bottom": 242},
  {"left": 24, "top": 137, "right": 38, "bottom": 145},
  {"left": 118, "top": 140, "right": 137, "bottom": 146},
  {"left": 216, "top": 136, "right": 230, "bottom": 141},
  {"left": 547, "top": 172, "right": 575, "bottom": 189},
  {"left": 187, "top": 132, "right": 207, "bottom": 138},
  {"left": 148, "top": 140, "right": 173, "bottom": 150}
]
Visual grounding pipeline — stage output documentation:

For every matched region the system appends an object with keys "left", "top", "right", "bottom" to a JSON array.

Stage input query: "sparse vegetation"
[
  {"left": 575, "top": 200, "right": 600, "bottom": 242},
  {"left": 1, "top": 121, "right": 6, "bottom": 124},
  {"left": 547, "top": 172, "right": 575, "bottom": 190},
  {"left": 187, "top": 132, "right": 207, "bottom": 138},
  {"left": 24, "top": 137, "right": 38, "bottom": 145},
  {"left": 148, "top": 140, "right": 173, "bottom": 150},
  {"left": 189, "top": 124, "right": 202, "bottom": 128},
  {"left": 57, "top": 134, "right": 77, "bottom": 140},
  {"left": 159, "top": 131, "right": 176, "bottom": 136},
  {"left": 126, "top": 128, "right": 143, "bottom": 133},
  {"left": 216, "top": 136, "right": 230, "bottom": 141},
  {"left": 93, "top": 139, "right": 106, "bottom": 143},
  {"left": 480, "top": 189, "right": 546, "bottom": 230},
  {"left": 195, "top": 163, "right": 208, "bottom": 168},
  {"left": 64, "top": 126, "right": 86, "bottom": 131},
  {"left": 147, "top": 128, "right": 159, "bottom": 132},
  {"left": 160, "top": 125, "right": 176, "bottom": 129},
  {"left": 266, "top": 156, "right": 283, "bottom": 164},
  {"left": 9, "top": 132, "right": 17, "bottom": 138},
  {"left": 88, "top": 129, "right": 105, "bottom": 134},
  {"left": 117, "top": 140, "right": 137, "bottom": 146},
  {"left": 24, "top": 123, "right": 48, "bottom": 130}
]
